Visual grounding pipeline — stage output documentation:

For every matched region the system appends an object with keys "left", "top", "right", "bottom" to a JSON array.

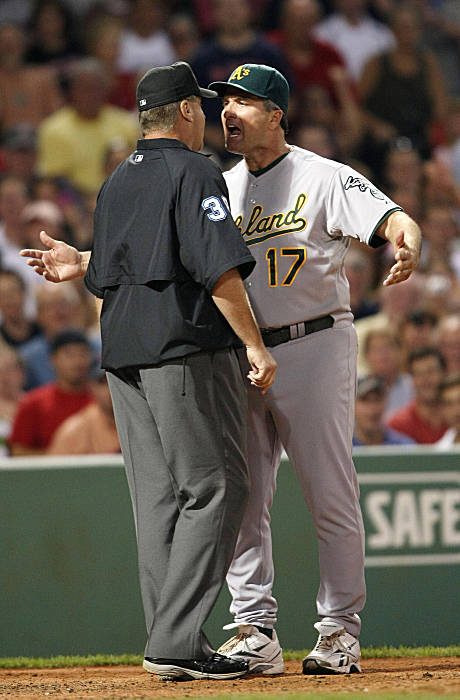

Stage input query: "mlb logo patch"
[
  {"left": 134, "top": 154, "right": 144, "bottom": 162},
  {"left": 139, "top": 98, "right": 147, "bottom": 106}
]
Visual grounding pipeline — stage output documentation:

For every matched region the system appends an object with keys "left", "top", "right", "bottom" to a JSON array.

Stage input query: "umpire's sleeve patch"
[{"left": 201, "top": 195, "right": 228, "bottom": 221}]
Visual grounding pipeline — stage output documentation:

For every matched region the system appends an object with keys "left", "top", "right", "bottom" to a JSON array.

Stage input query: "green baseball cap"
[{"left": 209, "top": 64, "right": 290, "bottom": 115}]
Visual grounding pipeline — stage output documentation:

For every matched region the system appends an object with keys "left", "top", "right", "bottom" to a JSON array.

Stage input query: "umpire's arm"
[{"left": 376, "top": 210, "right": 422, "bottom": 286}]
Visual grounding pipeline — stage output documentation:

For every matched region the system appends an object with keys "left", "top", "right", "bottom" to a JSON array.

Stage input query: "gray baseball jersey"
[
  {"left": 224, "top": 145, "right": 401, "bottom": 328},
  {"left": 222, "top": 146, "right": 401, "bottom": 638}
]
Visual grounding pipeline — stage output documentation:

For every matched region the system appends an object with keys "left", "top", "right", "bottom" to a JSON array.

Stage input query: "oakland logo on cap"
[{"left": 230, "top": 66, "right": 251, "bottom": 81}]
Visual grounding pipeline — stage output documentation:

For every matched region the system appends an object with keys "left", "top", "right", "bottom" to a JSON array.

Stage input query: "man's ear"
[
  {"left": 269, "top": 109, "right": 283, "bottom": 130},
  {"left": 179, "top": 99, "right": 193, "bottom": 122}
]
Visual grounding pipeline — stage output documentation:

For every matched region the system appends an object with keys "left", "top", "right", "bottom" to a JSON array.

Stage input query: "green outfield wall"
[{"left": 1, "top": 447, "right": 459, "bottom": 657}]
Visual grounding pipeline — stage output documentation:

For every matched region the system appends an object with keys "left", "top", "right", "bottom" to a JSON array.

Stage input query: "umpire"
[{"left": 84, "top": 62, "right": 276, "bottom": 681}]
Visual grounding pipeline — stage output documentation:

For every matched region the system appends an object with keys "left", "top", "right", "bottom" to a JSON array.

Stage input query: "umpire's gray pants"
[{"left": 107, "top": 347, "right": 250, "bottom": 660}]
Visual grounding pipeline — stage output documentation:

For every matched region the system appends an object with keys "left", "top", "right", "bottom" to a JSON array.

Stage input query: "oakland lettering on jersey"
[
  {"left": 343, "top": 175, "right": 389, "bottom": 203},
  {"left": 235, "top": 193, "right": 308, "bottom": 245}
]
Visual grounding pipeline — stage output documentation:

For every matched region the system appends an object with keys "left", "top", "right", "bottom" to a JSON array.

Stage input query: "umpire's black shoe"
[{"left": 143, "top": 652, "right": 249, "bottom": 680}]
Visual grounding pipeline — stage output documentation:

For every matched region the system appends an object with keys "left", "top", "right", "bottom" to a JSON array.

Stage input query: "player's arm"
[
  {"left": 20, "top": 231, "right": 90, "bottom": 282},
  {"left": 212, "top": 268, "right": 277, "bottom": 394},
  {"left": 375, "top": 211, "right": 422, "bottom": 286}
]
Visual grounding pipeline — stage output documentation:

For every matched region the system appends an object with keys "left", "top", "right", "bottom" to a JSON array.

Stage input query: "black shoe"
[{"left": 143, "top": 652, "right": 249, "bottom": 680}]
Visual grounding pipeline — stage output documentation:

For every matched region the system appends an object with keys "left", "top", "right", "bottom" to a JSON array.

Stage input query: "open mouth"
[{"left": 226, "top": 123, "right": 242, "bottom": 139}]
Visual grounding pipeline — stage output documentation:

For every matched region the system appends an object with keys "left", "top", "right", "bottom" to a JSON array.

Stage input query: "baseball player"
[
  {"left": 21, "top": 64, "right": 421, "bottom": 676},
  {"left": 206, "top": 64, "right": 421, "bottom": 675}
]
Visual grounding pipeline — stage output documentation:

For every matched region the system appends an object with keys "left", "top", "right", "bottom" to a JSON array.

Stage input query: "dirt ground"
[{"left": 1, "top": 658, "right": 459, "bottom": 699}]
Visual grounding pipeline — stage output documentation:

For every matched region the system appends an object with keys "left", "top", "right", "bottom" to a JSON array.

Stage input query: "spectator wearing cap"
[
  {"left": 353, "top": 375, "right": 415, "bottom": 446},
  {"left": 435, "top": 374, "right": 460, "bottom": 449},
  {"left": 386, "top": 347, "right": 448, "bottom": 444},
  {"left": 37, "top": 58, "right": 138, "bottom": 195},
  {"left": 21, "top": 200, "right": 64, "bottom": 251},
  {"left": 0, "top": 125, "right": 37, "bottom": 183},
  {"left": 48, "top": 370, "right": 120, "bottom": 455},
  {"left": 10, "top": 329, "right": 94, "bottom": 455}
]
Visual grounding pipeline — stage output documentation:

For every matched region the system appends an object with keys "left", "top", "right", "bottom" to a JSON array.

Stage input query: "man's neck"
[{"left": 244, "top": 143, "right": 290, "bottom": 172}]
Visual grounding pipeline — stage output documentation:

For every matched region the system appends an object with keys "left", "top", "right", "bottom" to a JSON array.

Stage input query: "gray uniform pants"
[
  {"left": 226, "top": 324, "right": 365, "bottom": 638},
  {"left": 107, "top": 347, "right": 250, "bottom": 660}
]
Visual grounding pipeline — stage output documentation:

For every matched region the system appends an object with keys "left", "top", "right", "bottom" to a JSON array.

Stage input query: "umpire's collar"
[{"left": 136, "top": 137, "right": 190, "bottom": 150}]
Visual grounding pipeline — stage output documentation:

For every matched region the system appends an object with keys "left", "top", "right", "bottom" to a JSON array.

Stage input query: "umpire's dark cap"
[
  {"left": 50, "top": 329, "right": 91, "bottom": 354},
  {"left": 136, "top": 62, "right": 217, "bottom": 112},
  {"left": 209, "top": 64, "right": 290, "bottom": 115}
]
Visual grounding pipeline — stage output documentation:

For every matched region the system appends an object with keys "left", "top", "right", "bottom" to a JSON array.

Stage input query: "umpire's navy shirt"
[{"left": 85, "top": 138, "right": 255, "bottom": 370}]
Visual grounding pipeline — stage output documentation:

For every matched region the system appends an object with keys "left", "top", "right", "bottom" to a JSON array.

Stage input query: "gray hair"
[
  {"left": 139, "top": 95, "right": 198, "bottom": 136},
  {"left": 264, "top": 99, "right": 288, "bottom": 134}
]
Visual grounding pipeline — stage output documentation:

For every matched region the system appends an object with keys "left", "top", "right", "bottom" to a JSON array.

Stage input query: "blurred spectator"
[
  {"left": 399, "top": 309, "right": 438, "bottom": 365},
  {"left": 433, "top": 97, "right": 460, "bottom": 181},
  {"left": 315, "top": 0, "right": 395, "bottom": 82},
  {"left": 355, "top": 271, "right": 427, "bottom": 373},
  {"left": 268, "top": 0, "right": 347, "bottom": 102},
  {"left": 0, "top": 344, "right": 25, "bottom": 456},
  {"left": 381, "top": 139, "right": 423, "bottom": 196},
  {"left": 362, "top": 327, "right": 414, "bottom": 416},
  {"left": 344, "top": 244, "right": 379, "bottom": 320},
  {"left": 168, "top": 13, "right": 201, "bottom": 62},
  {"left": 0, "top": 176, "right": 47, "bottom": 313},
  {"left": 37, "top": 58, "right": 138, "bottom": 194},
  {"left": 192, "top": 0, "right": 290, "bottom": 156},
  {"left": 294, "top": 123, "right": 338, "bottom": 160},
  {"left": 386, "top": 346, "right": 448, "bottom": 443},
  {"left": 438, "top": 313, "right": 460, "bottom": 374},
  {"left": 48, "top": 370, "right": 120, "bottom": 454},
  {"left": 20, "top": 283, "right": 88, "bottom": 390},
  {"left": 419, "top": 203, "right": 460, "bottom": 278},
  {"left": 0, "top": 269, "right": 42, "bottom": 349},
  {"left": 359, "top": 4, "right": 448, "bottom": 159},
  {"left": 85, "top": 14, "right": 136, "bottom": 111},
  {"left": 418, "top": 0, "right": 460, "bottom": 97},
  {"left": 0, "top": 22, "right": 62, "bottom": 132},
  {"left": 353, "top": 374, "right": 415, "bottom": 446},
  {"left": 117, "top": 0, "right": 176, "bottom": 73},
  {"left": 0, "top": 125, "right": 37, "bottom": 182},
  {"left": 435, "top": 373, "right": 460, "bottom": 448},
  {"left": 26, "top": 0, "right": 82, "bottom": 68},
  {"left": 10, "top": 329, "right": 94, "bottom": 455},
  {"left": 296, "top": 67, "right": 363, "bottom": 158}
]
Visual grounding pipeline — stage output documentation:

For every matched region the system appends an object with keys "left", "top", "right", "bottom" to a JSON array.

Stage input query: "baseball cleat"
[
  {"left": 217, "top": 624, "right": 285, "bottom": 675},
  {"left": 143, "top": 652, "right": 249, "bottom": 680},
  {"left": 302, "top": 621, "right": 361, "bottom": 675}
]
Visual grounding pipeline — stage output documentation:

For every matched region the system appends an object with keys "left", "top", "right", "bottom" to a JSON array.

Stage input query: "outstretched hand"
[
  {"left": 20, "top": 230, "right": 83, "bottom": 283},
  {"left": 382, "top": 230, "right": 419, "bottom": 286}
]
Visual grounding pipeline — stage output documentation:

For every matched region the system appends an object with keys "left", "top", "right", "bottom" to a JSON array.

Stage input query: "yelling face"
[{"left": 221, "top": 90, "right": 274, "bottom": 155}]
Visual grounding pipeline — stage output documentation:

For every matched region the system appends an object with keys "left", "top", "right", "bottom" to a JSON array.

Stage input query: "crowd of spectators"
[{"left": 1, "top": 0, "right": 460, "bottom": 455}]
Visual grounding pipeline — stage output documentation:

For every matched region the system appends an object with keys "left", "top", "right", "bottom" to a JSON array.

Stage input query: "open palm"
[{"left": 20, "top": 231, "right": 83, "bottom": 283}]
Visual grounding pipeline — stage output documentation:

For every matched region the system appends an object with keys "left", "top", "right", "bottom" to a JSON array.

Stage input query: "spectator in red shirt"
[
  {"left": 386, "top": 347, "right": 448, "bottom": 444},
  {"left": 9, "top": 329, "right": 94, "bottom": 455}
]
